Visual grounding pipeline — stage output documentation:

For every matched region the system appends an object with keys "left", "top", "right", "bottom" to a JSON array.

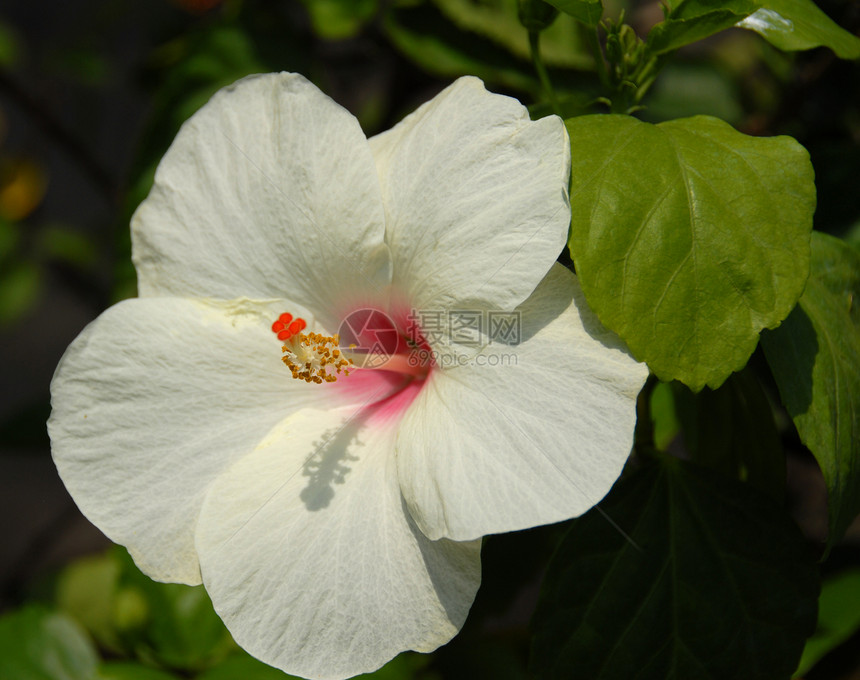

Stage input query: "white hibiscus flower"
[{"left": 48, "top": 73, "right": 648, "bottom": 680}]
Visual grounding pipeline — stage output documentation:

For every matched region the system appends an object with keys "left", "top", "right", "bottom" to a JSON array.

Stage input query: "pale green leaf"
[
  {"left": 649, "top": 380, "right": 681, "bottom": 451},
  {"left": 566, "top": 114, "right": 815, "bottom": 390},
  {"left": 56, "top": 552, "right": 122, "bottom": 653},
  {"left": 738, "top": 0, "right": 860, "bottom": 59},
  {"left": 647, "top": 0, "right": 758, "bottom": 54},
  {"left": 0, "top": 606, "right": 99, "bottom": 680}
]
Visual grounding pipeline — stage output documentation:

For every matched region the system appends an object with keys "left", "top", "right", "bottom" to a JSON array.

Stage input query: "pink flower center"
[{"left": 272, "top": 308, "right": 433, "bottom": 423}]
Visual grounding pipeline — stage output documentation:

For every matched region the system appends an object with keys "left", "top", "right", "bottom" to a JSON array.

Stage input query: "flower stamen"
[{"left": 272, "top": 314, "right": 353, "bottom": 383}]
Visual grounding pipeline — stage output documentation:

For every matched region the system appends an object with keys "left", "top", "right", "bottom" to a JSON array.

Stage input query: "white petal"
[
  {"left": 48, "top": 297, "right": 335, "bottom": 584},
  {"left": 369, "top": 77, "right": 570, "bottom": 314},
  {"left": 195, "top": 406, "right": 481, "bottom": 680},
  {"left": 132, "top": 73, "right": 390, "bottom": 329},
  {"left": 396, "top": 264, "right": 649, "bottom": 541}
]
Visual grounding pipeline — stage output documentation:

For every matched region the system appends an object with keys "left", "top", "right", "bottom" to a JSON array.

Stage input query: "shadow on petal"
[{"left": 300, "top": 418, "right": 364, "bottom": 511}]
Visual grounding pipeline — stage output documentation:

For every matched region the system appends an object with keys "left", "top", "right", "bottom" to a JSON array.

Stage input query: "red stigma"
[{"left": 272, "top": 313, "right": 306, "bottom": 341}]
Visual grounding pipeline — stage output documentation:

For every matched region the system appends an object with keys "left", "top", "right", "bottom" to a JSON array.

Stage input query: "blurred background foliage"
[{"left": 0, "top": 0, "right": 858, "bottom": 678}]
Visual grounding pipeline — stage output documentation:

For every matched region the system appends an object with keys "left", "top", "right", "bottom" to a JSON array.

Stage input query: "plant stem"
[
  {"left": 583, "top": 26, "right": 610, "bottom": 90},
  {"left": 528, "top": 30, "right": 561, "bottom": 117}
]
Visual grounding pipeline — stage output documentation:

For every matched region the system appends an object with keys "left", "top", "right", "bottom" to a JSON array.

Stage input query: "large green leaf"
[
  {"left": 566, "top": 114, "right": 815, "bottom": 390},
  {"left": 795, "top": 569, "right": 860, "bottom": 676},
  {"left": 543, "top": 0, "right": 603, "bottom": 26},
  {"left": 647, "top": 0, "right": 758, "bottom": 54},
  {"left": 0, "top": 606, "right": 99, "bottom": 680},
  {"left": 761, "top": 232, "right": 860, "bottom": 544},
  {"left": 737, "top": 0, "right": 860, "bottom": 59},
  {"left": 530, "top": 457, "right": 819, "bottom": 679}
]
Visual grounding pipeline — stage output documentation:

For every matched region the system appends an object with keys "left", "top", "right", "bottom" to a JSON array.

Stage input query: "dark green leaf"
[
  {"left": 673, "top": 369, "right": 785, "bottom": 501},
  {"left": 38, "top": 226, "right": 99, "bottom": 270},
  {"left": 0, "top": 259, "right": 42, "bottom": 325},
  {"left": 737, "top": 0, "right": 860, "bottom": 59},
  {"left": 0, "top": 216, "right": 19, "bottom": 261},
  {"left": 543, "top": 0, "right": 603, "bottom": 26},
  {"left": 531, "top": 457, "right": 819, "bottom": 680},
  {"left": 566, "top": 114, "right": 815, "bottom": 390},
  {"left": 0, "top": 606, "right": 99, "bottom": 680},
  {"left": 647, "top": 0, "right": 758, "bottom": 54},
  {"left": 761, "top": 232, "right": 860, "bottom": 545},
  {"left": 796, "top": 569, "right": 860, "bottom": 676},
  {"left": 0, "top": 20, "right": 21, "bottom": 67}
]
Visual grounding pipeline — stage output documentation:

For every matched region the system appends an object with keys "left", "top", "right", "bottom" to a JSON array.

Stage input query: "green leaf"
[
  {"left": 796, "top": 569, "right": 860, "bottom": 676},
  {"left": 543, "top": 0, "right": 603, "bottom": 26},
  {"left": 0, "top": 606, "right": 99, "bottom": 680},
  {"left": 0, "top": 216, "right": 19, "bottom": 261},
  {"left": 566, "top": 114, "right": 815, "bottom": 390},
  {"left": 0, "top": 20, "right": 21, "bottom": 67},
  {"left": 0, "top": 259, "right": 42, "bottom": 325},
  {"left": 434, "top": 0, "right": 588, "bottom": 64},
  {"left": 761, "top": 232, "right": 860, "bottom": 545},
  {"left": 530, "top": 457, "right": 819, "bottom": 680},
  {"left": 299, "top": 0, "right": 377, "bottom": 40},
  {"left": 737, "top": 0, "right": 860, "bottom": 60},
  {"left": 641, "top": 62, "right": 744, "bottom": 125},
  {"left": 38, "top": 226, "right": 98, "bottom": 270},
  {"left": 114, "top": 550, "right": 233, "bottom": 672},
  {"left": 56, "top": 551, "right": 122, "bottom": 653},
  {"left": 649, "top": 380, "right": 681, "bottom": 451},
  {"left": 647, "top": 0, "right": 758, "bottom": 54},
  {"left": 672, "top": 370, "right": 785, "bottom": 501},
  {"left": 98, "top": 662, "right": 181, "bottom": 680}
]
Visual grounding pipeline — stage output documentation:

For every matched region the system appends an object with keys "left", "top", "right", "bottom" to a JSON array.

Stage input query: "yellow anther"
[{"left": 279, "top": 328, "right": 354, "bottom": 384}]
